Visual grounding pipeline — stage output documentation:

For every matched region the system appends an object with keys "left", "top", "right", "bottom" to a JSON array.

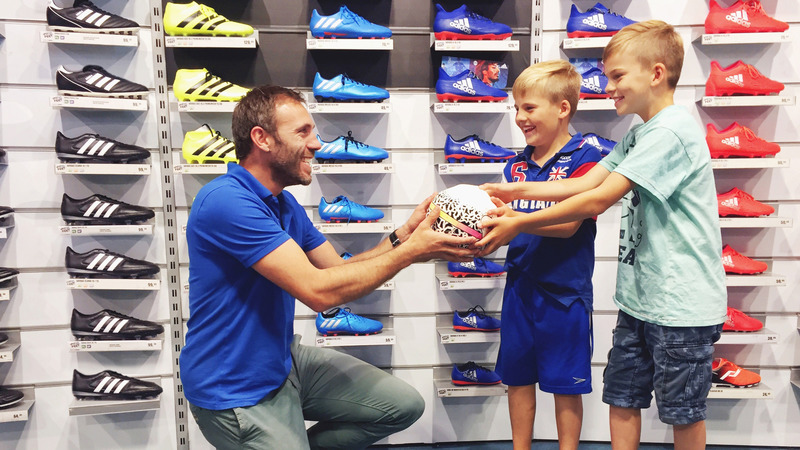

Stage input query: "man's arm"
[
  {"left": 481, "top": 164, "right": 611, "bottom": 203},
  {"left": 477, "top": 172, "right": 633, "bottom": 255},
  {"left": 255, "top": 208, "right": 476, "bottom": 312}
]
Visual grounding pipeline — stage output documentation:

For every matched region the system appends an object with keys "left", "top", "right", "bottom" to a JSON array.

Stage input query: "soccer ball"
[{"left": 429, "top": 184, "right": 496, "bottom": 239}]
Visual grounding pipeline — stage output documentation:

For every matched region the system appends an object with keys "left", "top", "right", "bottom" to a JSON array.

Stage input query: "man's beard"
[{"left": 270, "top": 139, "right": 313, "bottom": 187}]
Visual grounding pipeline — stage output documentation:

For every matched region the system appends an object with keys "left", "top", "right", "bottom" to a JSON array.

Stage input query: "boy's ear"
[
  {"left": 651, "top": 63, "right": 667, "bottom": 87},
  {"left": 250, "top": 126, "right": 273, "bottom": 154},
  {"left": 559, "top": 99, "right": 572, "bottom": 119}
]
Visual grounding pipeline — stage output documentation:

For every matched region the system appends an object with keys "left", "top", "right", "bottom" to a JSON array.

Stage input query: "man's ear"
[{"left": 250, "top": 126, "right": 272, "bottom": 154}]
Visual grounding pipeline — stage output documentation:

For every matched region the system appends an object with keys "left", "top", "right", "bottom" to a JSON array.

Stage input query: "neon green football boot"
[
  {"left": 182, "top": 125, "right": 238, "bottom": 164},
  {"left": 163, "top": 2, "right": 254, "bottom": 37},
  {"left": 173, "top": 68, "right": 250, "bottom": 102}
]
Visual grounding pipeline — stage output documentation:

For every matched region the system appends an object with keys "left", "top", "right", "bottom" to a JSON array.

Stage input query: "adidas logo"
[
  {"left": 192, "top": 135, "right": 235, "bottom": 159},
  {"left": 77, "top": 137, "right": 115, "bottom": 157},
  {"left": 449, "top": 18, "right": 471, "bottom": 34},
  {"left": 721, "top": 136, "right": 740, "bottom": 149},
  {"left": 75, "top": 9, "right": 113, "bottom": 26},
  {"left": 83, "top": 73, "right": 121, "bottom": 92},
  {"left": 464, "top": 369, "right": 477, "bottom": 382},
  {"left": 318, "top": 143, "right": 344, "bottom": 154},
  {"left": 459, "top": 141, "right": 483, "bottom": 156},
  {"left": 323, "top": 204, "right": 346, "bottom": 214},
  {"left": 581, "top": 75, "right": 603, "bottom": 93},
  {"left": 721, "top": 255, "right": 734, "bottom": 267},
  {"left": 315, "top": 79, "right": 342, "bottom": 91},
  {"left": 725, "top": 74, "right": 744, "bottom": 87},
  {"left": 452, "top": 78, "right": 476, "bottom": 95},
  {"left": 720, "top": 198, "right": 739, "bottom": 208},
  {"left": 582, "top": 14, "right": 607, "bottom": 30},
  {"left": 460, "top": 261, "right": 477, "bottom": 270},
  {"left": 86, "top": 252, "right": 125, "bottom": 273},
  {"left": 725, "top": 10, "right": 750, "bottom": 27},
  {"left": 585, "top": 136, "right": 600, "bottom": 147},
  {"left": 94, "top": 375, "right": 130, "bottom": 394},
  {"left": 84, "top": 200, "right": 120, "bottom": 219},
  {"left": 93, "top": 315, "right": 130, "bottom": 334},
  {"left": 318, "top": 318, "right": 343, "bottom": 329},
  {"left": 462, "top": 316, "right": 477, "bottom": 327},
  {"left": 314, "top": 17, "right": 344, "bottom": 30}
]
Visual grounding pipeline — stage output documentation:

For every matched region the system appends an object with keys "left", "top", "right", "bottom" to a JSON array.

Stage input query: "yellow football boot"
[
  {"left": 163, "top": 2, "right": 253, "bottom": 37},
  {"left": 173, "top": 68, "right": 250, "bottom": 102},
  {"left": 182, "top": 125, "right": 238, "bottom": 164}
]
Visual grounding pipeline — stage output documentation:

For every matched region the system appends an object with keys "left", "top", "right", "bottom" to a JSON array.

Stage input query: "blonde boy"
[
  {"left": 479, "top": 21, "right": 726, "bottom": 449},
  {"left": 495, "top": 60, "right": 601, "bottom": 450}
]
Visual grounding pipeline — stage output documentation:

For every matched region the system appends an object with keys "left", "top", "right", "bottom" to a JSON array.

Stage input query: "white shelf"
[
  {"left": 433, "top": 39, "right": 519, "bottom": 52},
  {"left": 0, "top": 277, "right": 19, "bottom": 302},
  {"left": 698, "top": 32, "right": 790, "bottom": 45},
  {"left": 436, "top": 274, "right": 506, "bottom": 290},
  {"left": 717, "top": 328, "right": 779, "bottom": 345},
  {"left": 307, "top": 102, "right": 392, "bottom": 114},
  {"left": 41, "top": 30, "right": 138, "bottom": 47},
  {"left": 711, "top": 158, "right": 789, "bottom": 169},
  {"left": 726, "top": 273, "right": 786, "bottom": 287},
  {"left": 437, "top": 327, "right": 500, "bottom": 344},
  {"left": 377, "top": 281, "right": 394, "bottom": 291},
  {"left": 60, "top": 224, "right": 153, "bottom": 236},
  {"left": 306, "top": 37, "right": 393, "bottom": 50},
  {"left": 700, "top": 96, "right": 796, "bottom": 107},
  {"left": 174, "top": 163, "right": 227, "bottom": 174},
  {"left": 66, "top": 278, "right": 161, "bottom": 291},
  {"left": 312, "top": 162, "right": 394, "bottom": 174},
  {"left": 0, "top": 333, "right": 21, "bottom": 363},
  {"left": 436, "top": 162, "right": 506, "bottom": 175},
  {"left": 55, "top": 162, "right": 151, "bottom": 175},
  {"left": 50, "top": 95, "right": 148, "bottom": 111},
  {"left": 165, "top": 34, "right": 258, "bottom": 48},
  {"left": 0, "top": 223, "right": 12, "bottom": 239},
  {"left": 69, "top": 379, "right": 161, "bottom": 416},
  {"left": 577, "top": 98, "right": 615, "bottom": 111},
  {"left": 432, "top": 102, "right": 514, "bottom": 113},
  {"left": 68, "top": 339, "right": 163, "bottom": 352},
  {"left": 175, "top": 100, "right": 237, "bottom": 112},
  {"left": 313, "top": 222, "right": 395, "bottom": 234},
  {"left": 434, "top": 379, "right": 508, "bottom": 398},
  {"left": 708, "top": 383, "right": 773, "bottom": 399},
  {"left": 314, "top": 329, "right": 395, "bottom": 347},
  {"left": 561, "top": 36, "right": 611, "bottom": 49},
  {"left": 0, "top": 387, "right": 34, "bottom": 423},
  {"left": 719, "top": 217, "right": 792, "bottom": 228}
]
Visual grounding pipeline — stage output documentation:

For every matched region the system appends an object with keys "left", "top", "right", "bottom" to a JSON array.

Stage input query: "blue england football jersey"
[{"left": 503, "top": 133, "right": 602, "bottom": 308}]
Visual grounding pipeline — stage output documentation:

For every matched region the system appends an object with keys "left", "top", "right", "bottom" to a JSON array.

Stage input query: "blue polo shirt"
[
  {"left": 180, "top": 163, "right": 326, "bottom": 410},
  {"left": 503, "top": 134, "right": 602, "bottom": 309}
]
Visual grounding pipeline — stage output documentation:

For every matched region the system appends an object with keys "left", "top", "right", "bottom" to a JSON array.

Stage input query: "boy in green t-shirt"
[{"left": 478, "top": 20, "right": 726, "bottom": 448}]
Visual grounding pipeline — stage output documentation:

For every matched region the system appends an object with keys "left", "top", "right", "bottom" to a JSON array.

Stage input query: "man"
[{"left": 180, "top": 85, "right": 476, "bottom": 449}]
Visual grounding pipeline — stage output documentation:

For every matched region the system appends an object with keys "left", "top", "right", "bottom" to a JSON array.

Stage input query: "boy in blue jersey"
[
  {"left": 496, "top": 60, "right": 602, "bottom": 450},
  {"left": 479, "top": 21, "right": 726, "bottom": 449}
]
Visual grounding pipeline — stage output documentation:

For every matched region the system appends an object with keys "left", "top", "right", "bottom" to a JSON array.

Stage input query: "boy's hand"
[
  {"left": 475, "top": 198, "right": 520, "bottom": 256},
  {"left": 479, "top": 183, "right": 515, "bottom": 204}
]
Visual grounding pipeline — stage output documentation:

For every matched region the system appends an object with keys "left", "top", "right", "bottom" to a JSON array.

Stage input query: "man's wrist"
[
  {"left": 389, "top": 230, "right": 401, "bottom": 247},
  {"left": 395, "top": 224, "right": 412, "bottom": 243}
]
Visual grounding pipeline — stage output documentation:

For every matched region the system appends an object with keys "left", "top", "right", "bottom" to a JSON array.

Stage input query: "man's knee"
[{"left": 391, "top": 384, "right": 425, "bottom": 428}]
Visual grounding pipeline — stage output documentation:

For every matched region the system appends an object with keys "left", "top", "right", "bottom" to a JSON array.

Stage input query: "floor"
[{"left": 373, "top": 443, "right": 789, "bottom": 450}]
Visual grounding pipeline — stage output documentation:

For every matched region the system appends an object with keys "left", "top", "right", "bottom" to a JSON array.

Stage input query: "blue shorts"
[
  {"left": 602, "top": 310, "right": 722, "bottom": 425},
  {"left": 495, "top": 275, "right": 592, "bottom": 395}
]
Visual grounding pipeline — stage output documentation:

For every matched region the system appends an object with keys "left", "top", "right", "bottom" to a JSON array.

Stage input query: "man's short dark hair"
[{"left": 231, "top": 85, "right": 306, "bottom": 160}]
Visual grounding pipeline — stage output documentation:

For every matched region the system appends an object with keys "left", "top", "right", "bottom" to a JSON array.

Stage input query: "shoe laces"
[
  {"left": 466, "top": 135, "right": 493, "bottom": 146},
  {"left": 744, "top": 64, "right": 764, "bottom": 79},
  {"left": 465, "top": 8, "right": 491, "bottom": 22},
  {"left": 464, "top": 305, "right": 489, "bottom": 318},
  {"left": 343, "top": 131, "right": 366, "bottom": 151},
  {"left": 341, "top": 74, "right": 367, "bottom": 87},
  {"left": 340, "top": 6, "right": 368, "bottom": 26},
  {"left": 197, "top": 4, "right": 225, "bottom": 22},
  {"left": 203, "top": 70, "right": 223, "bottom": 84},
  {"left": 744, "top": 0, "right": 766, "bottom": 15},
  {"left": 733, "top": 188, "right": 754, "bottom": 201},
  {"left": 201, "top": 124, "right": 231, "bottom": 144},
  {"left": 75, "top": 0, "right": 112, "bottom": 17},
  {"left": 460, "top": 361, "right": 493, "bottom": 373}
]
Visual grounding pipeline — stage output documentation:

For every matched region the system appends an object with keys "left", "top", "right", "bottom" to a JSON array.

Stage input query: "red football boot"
[
  {"left": 717, "top": 187, "right": 774, "bottom": 217},
  {"left": 712, "top": 358, "right": 761, "bottom": 388},
  {"left": 706, "top": 123, "right": 781, "bottom": 158},
  {"left": 705, "top": 0, "right": 788, "bottom": 34},
  {"left": 722, "top": 245, "right": 767, "bottom": 274},
  {"left": 723, "top": 307, "right": 763, "bottom": 332},
  {"left": 705, "top": 61, "right": 784, "bottom": 96}
]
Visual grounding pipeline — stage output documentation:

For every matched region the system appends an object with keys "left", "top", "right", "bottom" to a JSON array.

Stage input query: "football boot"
[
  {"left": 313, "top": 73, "right": 389, "bottom": 102},
  {"left": 173, "top": 68, "right": 250, "bottom": 102},
  {"left": 61, "top": 193, "right": 154, "bottom": 225},
  {"left": 316, "top": 307, "right": 383, "bottom": 336},
  {"left": 316, "top": 131, "right": 388, "bottom": 163},
  {"left": 706, "top": 123, "right": 780, "bottom": 158},
  {"left": 723, "top": 307, "right": 763, "bottom": 332},
  {"left": 55, "top": 131, "right": 151, "bottom": 163},
  {"left": 566, "top": 3, "right": 637, "bottom": 38},
  {"left": 435, "top": 68, "right": 507, "bottom": 102},
  {"left": 72, "top": 369, "right": 162, "bottom": 400},
  {"left": 56, "top": 65, "right": 147, "bottom": 99},
  {"left": 163, "top": 2, "right": 253, "bottom": 36},
  {"left": 705, "top": 61, "right": 784, "bottom": 96},
  {"left": 717, "top": 187, "right": 774, "bottom": 217},
  {"left": 310, "top": 6, "right": 391, "bottom": 39},
  {"left": 182, "top": 125, "right": 238, "bottom": 164},
  {"left": 451, "top": 362, "right": 501, "bottom": 385},
  {"left": 319, "top": 196, "right": 384, "bottom": 223},
  {"left": 722, "top": 244, "right": 767, "bottom": 275},
  {"left": 47, "top": 0, "right": 139, "bottom": 35},
  {"left": 71, "top": 308, "right": 164, "bottom": 340},
  {"left": 447, "top": 258, "right": 505, "bottom": 278},
  {"left": 65, "top": 247, "right": 160, "bottom": 279},
  {"left": 705, "top": 0, "right": 788, "bottom": 34},
  {"left": 712, "top": 357, "right": 761, "bottom": 388},
  {"left": 433, "top": 4, "right": 512, "bottom": 40},
  {"left": 453, "top": 306, "right": 501, "bottom": 332},
  {"left": 444, "top": 135, "right": 515, "bottom": 163}
]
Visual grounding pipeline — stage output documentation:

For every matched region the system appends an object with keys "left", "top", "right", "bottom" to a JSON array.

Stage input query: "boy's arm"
[
  {"left": 477, "top": 172, "right": 633, "bottom": 255},
  {"left": 481, "top": 164, "right": 611, "bottom": 203}
]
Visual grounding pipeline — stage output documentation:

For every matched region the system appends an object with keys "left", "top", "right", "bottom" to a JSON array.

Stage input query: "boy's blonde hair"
[
  {"left": 512, "top": 60, "right": 580, "bottom": 119},
  {"left": 603, "top": 20, "right": 684, "bottom": 89}
]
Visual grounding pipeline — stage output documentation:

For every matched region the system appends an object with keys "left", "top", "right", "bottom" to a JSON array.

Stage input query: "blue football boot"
[
  {"left": 319, "top": 196, "right": 384, "bottom": 223},
  {"left": 567, "top": 3, "right": 637, "bottom": 38},
  {"left": 453, "top": 306, "right": 501, "bottom": 332},
  {"left": 451, "top": 362, "right": 502, "bottom": 385},
  {"left": 436, "top": 68, "right": 507, "bottom": 103},
  {"left": 313, "top": 73, "right": 390, "bottom": 102},
  {"left": 433, "top": 4, "right": 512, "bottom": 40},
  {"left": 316, "top": 131, "right": 389, "bottom": 163},
  {"left": 583, "top": 133, "right": 616, "bottom": 157},
  {"left": 316, "top": 307, "right": 383, "bottom": 336},
  {"left": 310, "top": 6, "right": 391, "bottom": 39},
  {"left": 447, "top": 258, "right": 505, "bottom": 278},
  {"left": 444, "top": 134, "right": 515, "bottom": 163},
  {"left": 340, "top": 251, "right": 353, "bottom": 260},
  {"left": 580, "top": 67, "right": 609, "bottom": 99}
]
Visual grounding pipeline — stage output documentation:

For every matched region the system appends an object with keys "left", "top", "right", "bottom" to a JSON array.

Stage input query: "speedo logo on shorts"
[
  {"left": 725, "top": 10, "right": 750, "bottom": 27},
  {"left": 582, "top": 14, "right": 607, "bottom": 30}
]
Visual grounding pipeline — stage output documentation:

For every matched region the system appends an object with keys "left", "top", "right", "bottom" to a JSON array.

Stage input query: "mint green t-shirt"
[{"left": 599, "top": 105, "right": 727, "bottom": 327}]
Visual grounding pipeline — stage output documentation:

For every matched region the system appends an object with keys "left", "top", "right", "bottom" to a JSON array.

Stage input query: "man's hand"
[
  {"left": 480, "top": 183, "right": 516, "bottom": 204},
  {"left": 403, "top": 205, "right": 477, "bottom": 263},
  {"left": 394, "top": 193, "right": 436, "bottom": 242},
  {"left": 475, "top": 198, "right": 521, "bottom": 256}
]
